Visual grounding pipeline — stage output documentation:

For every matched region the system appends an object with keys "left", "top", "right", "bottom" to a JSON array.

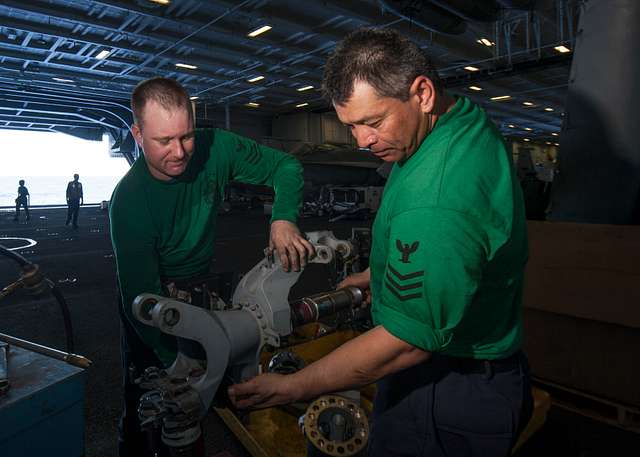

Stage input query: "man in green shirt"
[
  {"left": 110, "top": 77, "right": 313, "bottom": 456},
  {"left": 229, "top": 28, "right": 532, "bottom": 456}
]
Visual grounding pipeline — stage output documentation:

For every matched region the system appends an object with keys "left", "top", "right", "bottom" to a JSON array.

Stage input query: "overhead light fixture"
[
  {"left": 554, "top": 45, "right": 571, "bottom": 53},
  {"left": 246, "top": 102, "right": 260, "bottom": 108},
  {"left": 190, "top": 96, "right": 199, "bottom": 100},
  {"left": 490, "top": 95, "right": 511, "bottom": 101},
  {"left": 545, "top": 141, "right": 552, "bottom": 145},
  {"left": 149, "top": 0, "right": 170, "bottom": 4},
  {"left": 524, "top": 127, "right": 533, "bottom": 131},
  {"left": 52, "top": 77, "right": 74, "bottom": 83},
  {"left": 464, "top": 65, "right": 479, "bottom": 72},
  {"left": 554, "top": 142, "right": 560, "bottom": 146},
  {"left": 95, "top": 49, "right": 111, "bottom": 60},
  {"left": 544, "top": 107, "right": 554, "bottom": 112},
  {"left": 508, "top": 124, "right": 516, "bottom": 128},
  {"left": 468, "top": 85, "right": 482, "bottom": 91},
  {"left": 551, "top": 132, "right": 559, "bottom": 136},
  {"left": 477, "top": 38, "right": 494, "bottom": 47},
  {"left": 523, "top": 101, "right": 534, "bottom": 106},
  {"left": 297, "top": 85, "right": 314, "bottom": 92},
  {"left": 175, "top": 63, "right": 197, "bottom": 70},
  {"left": 247, "top": 75, "right": 265, "bottom": 83},
  {"left": 248, "top": 25, "right": 272, "bottom": 38},
  {"left": 296, "top": 102, "right": 309, "bottom": 108},
  {"left": 523, "top": 138, "right": 531, "bottom": 142}
]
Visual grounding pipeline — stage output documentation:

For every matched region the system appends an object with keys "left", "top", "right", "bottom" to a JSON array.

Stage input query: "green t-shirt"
[
  {"left": 110, "top": 128, "right": 303, "bottom": 365},
  {"left": 370, "top": 96, "right": 528, "bottom": 359}
]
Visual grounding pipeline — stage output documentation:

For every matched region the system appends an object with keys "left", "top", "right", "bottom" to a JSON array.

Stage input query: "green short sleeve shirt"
[{"left": 370, "top": 96, "right": 528, "bottom": 359}]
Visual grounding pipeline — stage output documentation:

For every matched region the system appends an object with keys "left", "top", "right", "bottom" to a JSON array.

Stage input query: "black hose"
[
  {"left": 46, "top": 279, "right": 75, "bottom": 354},
  {"left": 0, "top": 244, "right": 30, "bottom": 267},
  {"left": 0, "top": 244, "right": 75, "bottom": 353}
]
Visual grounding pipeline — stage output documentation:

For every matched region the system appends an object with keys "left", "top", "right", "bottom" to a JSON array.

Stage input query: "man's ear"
[
  {"left": 131, "top": 123, "right": 143, "bottom": 148},
  {"left": 410, "top": 76, "right": 436, "bottom": 114}
]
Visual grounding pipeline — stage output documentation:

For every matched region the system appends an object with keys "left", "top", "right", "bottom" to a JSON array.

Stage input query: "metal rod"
[{"left": 0, "top": 332, "right": 91, "bottom": 369}]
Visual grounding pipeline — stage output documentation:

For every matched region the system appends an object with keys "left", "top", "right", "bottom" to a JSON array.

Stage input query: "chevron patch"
[{"left": 384, "top": 264, "right": 424, "bottom": 301}]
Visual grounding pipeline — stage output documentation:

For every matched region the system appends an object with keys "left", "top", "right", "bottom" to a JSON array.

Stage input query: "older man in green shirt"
[
  {"left": 110, "top": 77, "right": 313, "bottom": 456},
  {"left": 229, "top": 28, "right": 532, "bottom": 457}
]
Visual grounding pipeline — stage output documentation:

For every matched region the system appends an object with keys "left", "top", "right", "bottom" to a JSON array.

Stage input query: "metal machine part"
[
  {"left": 232, "top": 231, "right": 352, "bottom": 347},
  {"left": 303, "top": 394, "right": 369, "bottom": 457},
  {"left": 131, "top": 231, "right": 361, "bottom": 455},
  {"left": 267, "top": 351, "right": 306, "bottom": 375},
  {"left": 290, "top": 287, "right": 363, "bottom": 327}
]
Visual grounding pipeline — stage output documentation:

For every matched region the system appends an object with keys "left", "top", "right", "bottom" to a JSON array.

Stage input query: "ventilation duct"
[
  {"left": 428, "top": 0, "right": 500, "bottom": 22},
  {"left": 379, "top": 0, "right": 467, "bottom": 35}
]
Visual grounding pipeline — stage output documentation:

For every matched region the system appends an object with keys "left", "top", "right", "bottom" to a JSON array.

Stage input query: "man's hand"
[
  {"left": 228, "top": 373, "right": 300, "bottom": 409},
  {"left": 269, "top": 220, "right": 315, "bottom": 272},
  {"left": 338, "top": 267, "right": 372, "bottom": 306}
]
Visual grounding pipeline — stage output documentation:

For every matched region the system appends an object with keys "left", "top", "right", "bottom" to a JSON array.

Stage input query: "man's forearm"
[{"left": 289, "top": 325, "right": 430, "bottom": 401}]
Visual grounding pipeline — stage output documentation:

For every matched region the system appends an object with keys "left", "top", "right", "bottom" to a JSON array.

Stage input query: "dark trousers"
[
  {"left": 368, "top": 351, "right": 533, "bottom": 457},
  {"left": 66, "top": 199, "right": 80, "bottom": 227},
  {"left": 14, "top": 200, "right": 29, "bottom": 220}
]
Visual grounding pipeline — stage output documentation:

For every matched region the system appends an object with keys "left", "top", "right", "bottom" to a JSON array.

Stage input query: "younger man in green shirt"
[{"left": 110, "top": 77, "right": 313, "bottom": 456}]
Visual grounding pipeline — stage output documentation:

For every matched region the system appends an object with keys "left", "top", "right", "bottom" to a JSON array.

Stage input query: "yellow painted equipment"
[{"left": 217, "top": 324, "right": 550, "bottom": 457}]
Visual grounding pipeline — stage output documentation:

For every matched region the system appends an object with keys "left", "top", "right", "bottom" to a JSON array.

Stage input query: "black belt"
[{"left": 449, "top": 351, "right": 522, "bottom": 375}]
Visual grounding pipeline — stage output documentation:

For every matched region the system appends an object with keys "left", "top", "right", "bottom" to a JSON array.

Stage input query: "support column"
[{"left": 549, "top": 0, "right": 640, "bottom": 224}]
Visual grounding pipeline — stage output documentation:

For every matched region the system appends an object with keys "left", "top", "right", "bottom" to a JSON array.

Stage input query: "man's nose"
[
  {"left": 353, "top": 126, "right": 377, "bottom": 149},
  {"left": 171, "top": 139, "right": 185, "bottom": 159}
]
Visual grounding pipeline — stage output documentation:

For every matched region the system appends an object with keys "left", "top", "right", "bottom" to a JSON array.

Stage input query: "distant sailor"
[
  {"left": 66, "top": 173, "right": 83, "bottom": 229},
  {"left": 13, "top": 179, "right": 30, "bottom": 222}
]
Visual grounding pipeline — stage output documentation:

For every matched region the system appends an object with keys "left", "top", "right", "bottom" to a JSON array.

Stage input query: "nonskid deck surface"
[{"left": 0, "top": 207, "right": 637, "bottom": 456}]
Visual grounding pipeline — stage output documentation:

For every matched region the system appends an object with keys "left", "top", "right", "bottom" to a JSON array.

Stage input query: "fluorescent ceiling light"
[
  {"left": 508, "top": 124, "right": 516, "bottom": 128},
  {"left": 296, "top": 102, "right": 309, "bottom": 108},
  {"left": 247, "top": 75, "right": 265, "bottom": 83},
  {"left": 554, "top": 45, "right": 571, "bottom": 53},
  {"left": 189, "top": 96, "right": 199, "bottom": 100},
  {"left": 246, "top": 102, "right": 260, "bottom": 108},
  {"left": 464, "top": 66, "right": 479, "bottom": 72},
  {"left": 468, "top": 86, "right": 482, "bottom": 91},
  {"left": 545, "top": 141, "right": 552, "bottom": 145},
  {"left": 544, "top": 107, "right": 554, "bottom": 112},
  {"left": 175, "top": 63, "right": 197, "bottom": 70},
  {"left": 554, "top": 142, "right": 560, "bottom": 146},
  {"left": 297, "top": 85, "right": 314, "bottom": 92},
  {"left": 149, "top": 0, "right": 170, "bottom": 4},
  {"left": 52, "top": 77, "right": 74, "bottom": 83},
  {"left": 523, "top": 138, "right": 531, "bottom": 142},
  {"left": 551, "top": 132, "right": 559, "bottom": 136},
  {"left": 490, "top": 95, "right": 511, "bottom": 101},
  {"left": 523, "top": 101, "right": 534, "bottom": 106},
  {"left": 248, "top": 25, "right": 272, "bottom": 38},
  {"left": 477, "top": 38, "right": 494, "bottom": 47},
  {"left": 524, "top": 127, "right": 533, "bottom": 131},
  {"left": 95, "top": 49, "right": 111, "bottom": 60}
]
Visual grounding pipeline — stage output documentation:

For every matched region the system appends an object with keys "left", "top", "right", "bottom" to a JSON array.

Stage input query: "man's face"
[
  {"left": 132, "top": 100, "right": 195, "bottom": 181},
  {"left": 335, "top": 80, "right": 428, "bottom": 163}
]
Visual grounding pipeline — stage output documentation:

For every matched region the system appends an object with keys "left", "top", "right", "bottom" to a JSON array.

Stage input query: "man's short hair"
[
  {"left": 322, "top": 28, "right": 441, "bottom": 106},
  {"left": 74, "top": 174, "right": 79, "bottom": 179},
  {"left": 131, "top": 77, "right": 192, "bottom": 127},
  {"left": 19, "top": 179, "right": 24, "bottom": 185}
]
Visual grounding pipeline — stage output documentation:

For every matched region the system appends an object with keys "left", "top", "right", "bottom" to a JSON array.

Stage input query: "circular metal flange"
[{"left": 303, "top": 394, "right": 369, "bottom": 457}]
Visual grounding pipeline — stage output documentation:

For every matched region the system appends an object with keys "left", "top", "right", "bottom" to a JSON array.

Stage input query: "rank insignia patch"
[
  {"left": 384, "top": 264, "right": 424, "bottom": 301},
  {"left": 396, "top": 239, "right": 419, "bottom": 263}
]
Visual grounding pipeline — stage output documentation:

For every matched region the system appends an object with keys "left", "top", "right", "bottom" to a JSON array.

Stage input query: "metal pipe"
[
  {"left": 290, "top": 287, "right": 363, "bottom": 327},
  {"left": 0, "top": 333, "right": 91, "bottom": 368}
]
